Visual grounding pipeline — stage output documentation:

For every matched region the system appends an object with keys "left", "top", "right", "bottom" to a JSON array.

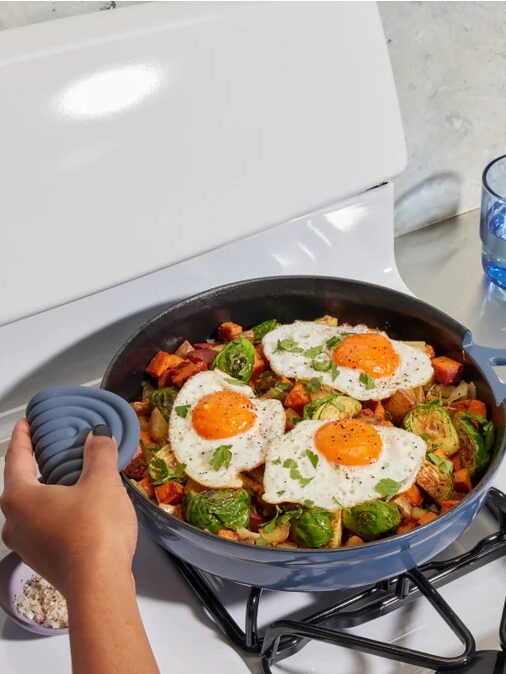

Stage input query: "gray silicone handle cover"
[{"left": 26, "top": 386, "right": 140, "bottom": 486}]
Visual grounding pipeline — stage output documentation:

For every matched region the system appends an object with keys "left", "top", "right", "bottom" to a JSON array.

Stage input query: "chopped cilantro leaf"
[
  {"left": 375, "top": 478, "right": 402, "bottom": 501},
  {"left": 175, "top": 404, "right": 191, "bottom": 418},
  {"left": 304, "top": 377, "right": 323, "bottom": 394},
  {"left": 306, "top": 449, "right": 319, "bottom": 469},
  {"left": 428, "top": 452, "right": 453, "bottom": 474},
  {"left": 359, "top": 372, "right": 376, "bottom": 390},
  {"left": 211, "top": 445, "right": 233, "bottom": 471},
  {"left": 330, "top": 362, "right": 339, "bottom": 381},
  {"left": 326, "top": 336, "right": 343, "bottom": 348},
  {"left": 276, "top": 339, "right": 303, "bottom": 353}
]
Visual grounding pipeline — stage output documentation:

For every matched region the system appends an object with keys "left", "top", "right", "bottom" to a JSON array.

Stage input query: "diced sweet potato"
[
  {"left": 283, "top": 383, "right": 311, "bottom": 414},
  {"left": 450, "top": 399, "right": 487, "bottom": 419},
  {"left": 218, "top": 321, "right": 243, "bottom": 341},
  {"left": 454, "top": 468, "right": 472, "bottom": 493},
  {"left": 452, "top": 454, "right": 462, "bottom": 472},
  {"left": 252, "top": 349, "right": 266, "bottom": 379},
  {"left": 431, "top": 356, "right": 464, "bottom": 385},
  {"left": 241, "top": 329, "right": 255, "bottom": 342},
  {"left": 138, "top": 476, "right": 155, "bottom": 499},
  {"left": 174, "top": 340, "right": 194, "bottom": 358},
  {"left": 187, "top": 349, "right": 217, "bottom": 366},
  {"left": 124, "top": 445, "right": 148, "bottom": 480},
  {"left": 441, "top": 500, "right": 460, "bottom": 513},
  {"left": 400, "top": 483, "right": 424, "bottom": 507},
  {"left": 345, "top": 535, "right": 364, "bottom": 547},
  {"left": 383, "top": 389, "right": 416, "bottom": 424},
  {"left": 396, "top": 521, "right": 416, "bottom": 535},
  {"left": 146, "top": 352, "right": 184, "bottom": 378},
  {"left": 154, "top": 481, "right": 184, "bottom": 505},
  {"left": 417, "top": 512, "right": 438, "bottom": 526},
  {"left": 171, "top": 360, "right": 207, "bottom": 388},
  {"left": 217, "top": 529, "right": 240, "bottom": 541}
]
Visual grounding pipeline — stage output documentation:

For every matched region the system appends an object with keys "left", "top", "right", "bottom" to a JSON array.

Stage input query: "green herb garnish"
[
  {"left": 283, "top": 458, "right": 314, "bottom": 488},
  {"left": 375, "top": 478, "right": 402, "bottom": 501},
  {"left": 148, "top": 456, "right": 187, "bottom": 486},
  {"left": 277, "top": 489, "right": 286, "bottom": 496},
  {"left": 311, "top": 353, "right": 331, "bottom": 372},
  {"left": 330, "top": 362, "right": 339, "bottom": 381},
  {"left": 306, "top": 449, "right": 319, "bottom": 469},
  {"left": 304, "top": 377, "right": 323, "bottom": 394},
  {"left": 359, "top": 373, "right": 376, "bottom": 390},
  {"left": 211, "top": 445, "right": 233, "bottom": 471},
  {"left": 276, "top": 339, "right": 303, "bottom": 353},
  {"left": 304, "top": 345, "right": 325, "bottom": 358},
  {"left": 326, "top": 336, "right": 343, "bottom": 348},
  {"left": 428, "top": 452, "right": 453, "bottom": 474},
  {"left": 175, "top": 404, "right": 191, "bottom": 418}
]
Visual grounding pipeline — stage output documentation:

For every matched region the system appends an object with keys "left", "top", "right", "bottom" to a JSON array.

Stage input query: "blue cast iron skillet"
[{"left": 102, "top": 276, "right": 506, "bottom": 591}]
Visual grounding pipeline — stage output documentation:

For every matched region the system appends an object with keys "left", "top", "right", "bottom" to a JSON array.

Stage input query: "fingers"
[
  {"left": 79, "top": 428, "right": 119, "bottom": 483},
  {"left": 4, "top": 419, "right": 38, "bottom": 487}
]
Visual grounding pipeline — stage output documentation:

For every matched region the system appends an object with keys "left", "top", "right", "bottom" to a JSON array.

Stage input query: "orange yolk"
[
  {"left": 332, "top": 333, "right": 400, "bottom": 378},
  {"left": 314, "top": 419, "right": 382, "bottom": 466},
  {"left": 192, "top": 390, "right": 256, "bottom": 440}
]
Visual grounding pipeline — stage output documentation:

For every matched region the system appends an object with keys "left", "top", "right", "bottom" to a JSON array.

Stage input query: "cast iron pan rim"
[{"left": 103, "top": 275, "right": 498, "bottom": 556}]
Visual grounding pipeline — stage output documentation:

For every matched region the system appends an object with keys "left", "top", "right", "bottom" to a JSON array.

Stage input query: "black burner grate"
[{"left": 171, "top": 488, "right": 506, "bottom": 673}]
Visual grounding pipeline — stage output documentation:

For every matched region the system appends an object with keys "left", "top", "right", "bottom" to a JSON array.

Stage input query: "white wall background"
[{"left": 1, "top": 1, "right": 505, "bottom": 235}]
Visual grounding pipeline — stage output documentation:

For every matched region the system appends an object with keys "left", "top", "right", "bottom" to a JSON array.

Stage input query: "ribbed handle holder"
[{"left": 26, "top": 386, "right": 140, "bottom": 485}]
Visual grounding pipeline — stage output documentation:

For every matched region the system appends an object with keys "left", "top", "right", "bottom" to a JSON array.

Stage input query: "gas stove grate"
[{"left": 171, "top": 488, "right": 506, "bottom": 673}]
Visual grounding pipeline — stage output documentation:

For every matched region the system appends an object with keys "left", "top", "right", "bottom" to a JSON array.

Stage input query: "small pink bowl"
[{"left": 0, "top": 552, "right": 68, "bottom": 636}]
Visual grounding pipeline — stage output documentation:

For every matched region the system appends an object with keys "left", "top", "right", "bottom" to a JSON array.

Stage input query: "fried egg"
[
  {"left": 263, "top": 418, "right": 426, "bottom": 510},
  {"left": 262, "top": 321, "right": 433, "bottom": 401},
  {"left": 169, "top": 370, "right": 285, "bottom": 488}
]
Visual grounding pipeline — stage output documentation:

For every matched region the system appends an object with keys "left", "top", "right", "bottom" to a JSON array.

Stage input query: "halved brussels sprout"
[
  {"left": 303, "top": 394, "right": 361, "bottom": 421},
  {"left": 149, "top": 386, "right": 178, "bottom": 420},
  {"left": 184, "top": 489, "right": 250, "bottom": 534},
  {"left": 290, "top": 508, "right": 335, "bottom": 548},
  {"left": 342, "top": 500, "right": 401, "bottom": 541},
  {"left": 251, "top": 319, "right": 278, "bottom": 342},
  {"left": 453, "top": 413, "right": 490, "bottom": 477},
  {"left": 211, "top": 336, "right": 255, "bottom": 382},
  {"left": 404, "top": 404, "right": 459, "bottom": 456},
  {"left": 415, "top": 460, "right": 454, "bottom": 504}
]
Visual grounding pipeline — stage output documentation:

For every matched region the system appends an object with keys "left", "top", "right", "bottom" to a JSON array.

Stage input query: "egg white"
[
  {"left": 263, "top": 420, "right": 426, "bottom": 510},
  {"left": 262, "top": 321, "right": 433, "bottom": 401},
  {"left": 169, "top": 370, "right": 285, "bottom": 489}
]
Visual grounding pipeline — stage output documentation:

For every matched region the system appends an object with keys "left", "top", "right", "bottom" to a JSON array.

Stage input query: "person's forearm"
[{"left": 66, "top": 557, "right": 159, "bottom": 674}]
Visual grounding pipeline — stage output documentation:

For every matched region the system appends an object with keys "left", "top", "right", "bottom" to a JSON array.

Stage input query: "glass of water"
[{"left": 481, "top": 155, "right": 506, "bottom": 288}]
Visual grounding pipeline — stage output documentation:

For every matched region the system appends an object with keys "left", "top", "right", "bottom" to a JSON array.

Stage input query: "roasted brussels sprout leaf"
[
  {"left": 149, "top": 386, "right": 179, "bottom": 421},
  {"left": 416, "top": 460, "right": 454, "bottom": 504},
  {"left": 404, "top": 404, "right": 459, "bottom": 456},
  {"left": 252, "top": 319, "right": 278, "bottom": 341},
  {"left": 291, "top": 508, "right": 335, "bottom": 548},
  {"left": 453, "top": 413, "right": 490, "bottom": 477},
  {"left": 211, "top": 336, "right": 255, "bottom": 382},
  {"left": 303, "top": 394, "right": 361, "bottom": 421},
  {"left": 375, "top": 478, "right": 402, "bottom": 501},
  {"left": 342, "top": 500, "right": 401, "bottom": 541},
  {"left": 184, "top": 489, "right": 250, "bottom": 534}
]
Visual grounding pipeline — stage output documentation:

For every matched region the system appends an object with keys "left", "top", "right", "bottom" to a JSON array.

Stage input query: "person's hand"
[{"left": 0, "top": 419, "right": 138, "bottom": 596}]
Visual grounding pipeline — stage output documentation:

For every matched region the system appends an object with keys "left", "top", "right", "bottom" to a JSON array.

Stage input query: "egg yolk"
[
  {"left": 314, "top": 419, "right": 382, "bottom": 466},
  {"left": 192, "top": 390, "right": 256, "bottom": 440},
  {"left": 332, "top": 333, "right": 400, "bottom": 378}
]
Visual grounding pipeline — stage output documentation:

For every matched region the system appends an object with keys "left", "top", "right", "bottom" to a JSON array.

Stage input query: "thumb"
[{"left": 79, "top": 425, "right": 119, "bottom": 483}]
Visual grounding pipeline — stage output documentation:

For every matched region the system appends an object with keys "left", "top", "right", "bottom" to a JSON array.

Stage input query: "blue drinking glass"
[{"left": 481, "top": 154, "right": 506, "bottom": 289}]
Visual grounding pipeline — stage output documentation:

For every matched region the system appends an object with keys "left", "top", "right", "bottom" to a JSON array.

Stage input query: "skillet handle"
[{"left": 462, "top": 332, "right": 506, "bottom": 406}]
